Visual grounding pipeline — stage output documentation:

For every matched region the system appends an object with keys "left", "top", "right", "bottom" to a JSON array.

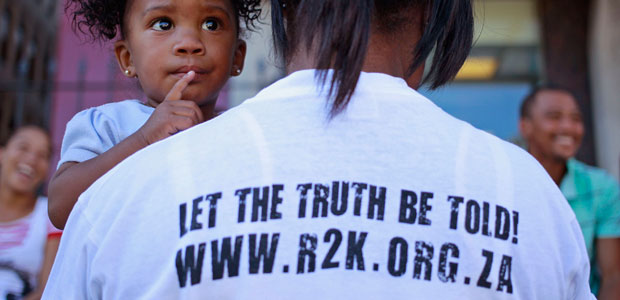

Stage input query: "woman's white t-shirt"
[{"left": 0, "top": 198, "right": 61, "bottom": 298}]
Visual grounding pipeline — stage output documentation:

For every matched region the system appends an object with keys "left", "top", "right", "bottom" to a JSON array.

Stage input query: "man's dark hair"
[
  {"left": 66, "top": 0, "right": 262, "bottom": 41},
  {"left": 270, "top": 0, "right": 474, "bottom": 116},
  {"left": 520, "top": 85, "right": 577, "bottom": 119}
]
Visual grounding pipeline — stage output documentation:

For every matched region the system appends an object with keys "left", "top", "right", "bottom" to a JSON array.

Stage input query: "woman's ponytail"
[
  {"left": 271, "top": 0, "right": 373, "bottom": 117},
  {"left": 271, "top": 0, "right": 473, "bottom": 115},
  {"left": 410, "top": 0, "right": 473, "bottom": 89},
  {"left": 270, "top": 0, "right": 289, "bottom": 58}
]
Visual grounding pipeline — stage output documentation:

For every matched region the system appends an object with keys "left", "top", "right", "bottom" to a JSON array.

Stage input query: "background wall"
[{"left": 590, "top": 0, "right": 620, "bottom": 179}]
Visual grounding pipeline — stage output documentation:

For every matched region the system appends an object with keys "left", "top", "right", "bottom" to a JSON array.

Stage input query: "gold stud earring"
[
  {"left": 124, "top": 70, "right": 130, "bottom": 76},
  {"left": 235, "top": 69, "right": 241, "bottom": 75}
]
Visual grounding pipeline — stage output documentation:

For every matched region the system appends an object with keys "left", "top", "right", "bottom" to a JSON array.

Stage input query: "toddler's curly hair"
[{"left": 66, "top": 0, "right": 262, "bottom": 41}]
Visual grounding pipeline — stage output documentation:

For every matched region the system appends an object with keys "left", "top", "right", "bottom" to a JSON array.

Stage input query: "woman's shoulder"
[
  {"left": 33, "top": 196, "right": 50, "bottom": 216},
  {"left": 34, "top": 197, "right": 62, "bottom": 234}
]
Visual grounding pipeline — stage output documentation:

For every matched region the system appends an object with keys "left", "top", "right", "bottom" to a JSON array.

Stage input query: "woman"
[
  {"left": 0, "top": 126, "right": 61, "bottom": 300},
  {"left": 44, "top": 1, "right": 592, "bottom": 299}
]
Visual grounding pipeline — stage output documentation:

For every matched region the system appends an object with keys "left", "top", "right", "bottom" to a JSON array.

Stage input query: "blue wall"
[{"left": 419, "top": 83, "right": 532, "bottom": 142}]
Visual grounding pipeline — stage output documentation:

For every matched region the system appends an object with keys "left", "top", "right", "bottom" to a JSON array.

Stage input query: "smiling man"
[{"left": 519, "top": 86, "right": 620, "bottom": 299}]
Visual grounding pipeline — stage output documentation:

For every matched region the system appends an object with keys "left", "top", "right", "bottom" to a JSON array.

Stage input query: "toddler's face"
[{"left": 117, "top": 0, "right": 245, "bottom": 108}]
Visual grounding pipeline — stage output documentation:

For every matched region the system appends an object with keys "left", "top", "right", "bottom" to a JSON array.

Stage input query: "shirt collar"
[
  {"left": 560, "top": 158, "right": 584, "bottom": 200},
  {"left": 251, "top": 69, "right": 414, "bottom": 101}
]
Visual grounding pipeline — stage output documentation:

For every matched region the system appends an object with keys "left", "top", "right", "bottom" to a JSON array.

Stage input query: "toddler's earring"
[
  {"left": 124, "top": 69, "right": 130, "bottom": 76},
  {"left": 235, "top": 68, "right": 241, "bottom": 75}
]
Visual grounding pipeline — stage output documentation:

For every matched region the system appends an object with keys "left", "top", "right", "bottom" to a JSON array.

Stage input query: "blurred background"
[{"left": 1, "top": 0, "right": 619, "bottom": 181}]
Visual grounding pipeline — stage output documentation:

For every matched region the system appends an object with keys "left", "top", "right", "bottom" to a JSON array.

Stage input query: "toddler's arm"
[
  {"left": 48, "top": 132, "right": 152, "bottom": 229},
  {"left": 48, "top": 72, "right": 202, "bottom": 229}
]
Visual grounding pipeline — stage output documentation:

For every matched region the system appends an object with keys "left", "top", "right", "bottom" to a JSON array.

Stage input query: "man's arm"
[{"left": 596, "top": 238, "right": 620, "bottom": 300}]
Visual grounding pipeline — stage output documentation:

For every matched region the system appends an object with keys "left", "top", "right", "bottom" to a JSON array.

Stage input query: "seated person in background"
[
  {"left": 519, "top": 86, "right": 620, "bottom": 299},
  {"left": 0, "top": 126, "right": 61, "bottom": 300}
]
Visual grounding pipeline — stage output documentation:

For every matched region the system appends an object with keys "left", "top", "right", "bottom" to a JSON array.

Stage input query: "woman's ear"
[
  {"left": 114, "top": 40, "right": 136, "bottom": 77},
  {"left": 230, "top": 39, "right": 247, "bottom": 77}
]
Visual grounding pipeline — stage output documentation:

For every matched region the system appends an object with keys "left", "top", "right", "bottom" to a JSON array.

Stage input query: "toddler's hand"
[{"left": 137, "top": 71, "right": 204, "bottom": 145}]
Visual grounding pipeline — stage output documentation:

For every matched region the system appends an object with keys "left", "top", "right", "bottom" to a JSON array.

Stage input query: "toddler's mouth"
[
  {"left": 171, "top": 66, "right": 208, "bottom": 82},
  {"left": 173, "top": 66, "right": 207, "bottom": 75},
  {"left": 16, "top": 163, "right": 36, "bottom": 180}
]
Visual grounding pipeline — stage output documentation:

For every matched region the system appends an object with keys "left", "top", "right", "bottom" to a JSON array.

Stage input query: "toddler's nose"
[{"left": 173, "top": 31, "right": 205, "bottom": 55}]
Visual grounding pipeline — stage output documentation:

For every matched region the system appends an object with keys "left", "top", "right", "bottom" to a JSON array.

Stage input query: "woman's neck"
[
  {"left": 287, "top": 33, "right": 409, "bottom": 78},
  {"left": 0, "top": 181, "right": 37, "bottom": 222},
  {"left": 287, "top": 14, "right": 425, "bottom": 89}
]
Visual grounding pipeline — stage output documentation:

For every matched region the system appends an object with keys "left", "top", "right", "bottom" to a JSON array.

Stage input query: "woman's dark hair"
[
  {"left": 66, "top": 0, "right": 262, "bottom": 41},
  {"left": 2, "top": 125, "right": 52, "bottom": 157},
  {"left": 271, "top": 0, "right": 474, "bottom": 116}
]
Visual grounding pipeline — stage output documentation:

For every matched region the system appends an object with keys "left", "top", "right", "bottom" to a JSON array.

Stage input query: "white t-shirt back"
[{"left": 43, "top": 70, "right": 593, "bottom": 299}]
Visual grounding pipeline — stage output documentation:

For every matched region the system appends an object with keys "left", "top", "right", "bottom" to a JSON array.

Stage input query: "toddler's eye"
[
  {"left": 152, "top": 19, "right": 173, "bottom": 31},
  {"left": 202, "top": 19, "right": 219, "bottom": 31}
]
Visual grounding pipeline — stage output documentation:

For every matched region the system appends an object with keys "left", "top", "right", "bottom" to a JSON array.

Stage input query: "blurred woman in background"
[{"left": 0, "top": 126, "right": 61, "bottom": 300}]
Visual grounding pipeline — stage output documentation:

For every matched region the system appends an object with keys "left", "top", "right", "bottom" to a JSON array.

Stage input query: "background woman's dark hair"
[
  {"left": 2, "top": 125, "right": 52, "bottom": 158},
  {"left": 270, "top": 0, "right": 474, "bottom": 116},
  {"left": 66, "top": 0, "right": 262, "bottom": 41}
]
